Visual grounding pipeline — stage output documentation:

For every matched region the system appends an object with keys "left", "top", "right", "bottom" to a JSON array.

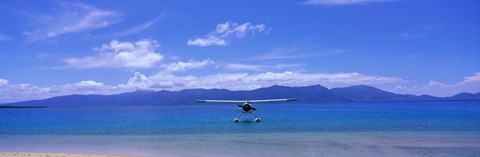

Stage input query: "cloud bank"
[
  {"left": 4, "top": 70, "right": 479, "bottom": 103},
  {"left": 0, "top": 71, "right": 407, "bottom": 103}
]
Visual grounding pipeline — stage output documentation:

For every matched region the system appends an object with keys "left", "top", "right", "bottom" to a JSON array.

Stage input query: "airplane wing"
[
  {"left": 196, "top": 98, "right": 296, "bottom": 103},
  {"left": 196, "top": 100, "right": 246, "bottom": 103},
  {"left": 247, "top": 98, "right": 297, "bottom": 103}
]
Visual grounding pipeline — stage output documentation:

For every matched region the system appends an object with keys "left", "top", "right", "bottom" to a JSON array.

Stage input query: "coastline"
[{"left": 0, "top": 106, "right": 48, "bottom": 109}]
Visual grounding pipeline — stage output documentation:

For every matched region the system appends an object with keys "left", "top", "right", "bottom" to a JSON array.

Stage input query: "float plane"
[{"left": 196, "top": 98, "right": 297, "bottom": 122}]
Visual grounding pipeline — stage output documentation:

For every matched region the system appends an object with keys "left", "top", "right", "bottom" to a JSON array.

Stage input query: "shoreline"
[{"left": 0, "top": 106, "right": 48, "bottom": 109}]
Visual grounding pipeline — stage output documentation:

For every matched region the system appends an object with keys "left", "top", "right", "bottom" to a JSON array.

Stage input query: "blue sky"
[{"left": 0, "top": 0, "right": 479, "bottom": 102}]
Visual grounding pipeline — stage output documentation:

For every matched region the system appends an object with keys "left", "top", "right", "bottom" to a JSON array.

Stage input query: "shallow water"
[
  {"left": 0, "top": 101, "right": 479, "bottom": 156},
  {"left": 1, "top": 132, "right": 479, "bottom": 157}
]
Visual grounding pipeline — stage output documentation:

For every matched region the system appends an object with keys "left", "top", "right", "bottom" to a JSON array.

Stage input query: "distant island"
[
  {"left": 2, "top": 85, "right": 479, "bottom": 107},
  {"left": 0, "top": 105, "right": 48, "bottom": 109}
]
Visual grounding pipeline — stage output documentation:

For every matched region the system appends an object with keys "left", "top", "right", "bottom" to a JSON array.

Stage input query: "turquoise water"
[
  {"left": 1, "top": 101, "right": 479, "bottom": 135},
  {"left": 1, "top": 101, "right": 479, "bottom": 156}
]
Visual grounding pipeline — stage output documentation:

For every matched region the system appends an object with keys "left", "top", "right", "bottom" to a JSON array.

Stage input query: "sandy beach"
[{"left": 0, "top": 152, "right": 136, "bottom": 157}]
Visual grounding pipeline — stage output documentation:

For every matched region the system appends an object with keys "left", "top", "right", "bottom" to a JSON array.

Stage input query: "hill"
[{"left": 2, "top": 85, "right": 478, "bottom": 107}]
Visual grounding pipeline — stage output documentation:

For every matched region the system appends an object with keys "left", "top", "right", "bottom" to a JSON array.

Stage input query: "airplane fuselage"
[{"left": 241, "top": 103, "right": 256, "bottom": 112}]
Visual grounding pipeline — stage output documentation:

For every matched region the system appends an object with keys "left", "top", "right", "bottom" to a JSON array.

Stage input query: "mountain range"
[{"left": 2, "top": 85, "right": 479, "bottom": 107}]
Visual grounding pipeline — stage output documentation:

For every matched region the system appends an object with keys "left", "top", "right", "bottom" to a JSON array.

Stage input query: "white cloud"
[
  {"left": 116, "top": 14, "right": 164, "bottom": 37},
  {"left": 393, "top": 72, "right": 480, "bottom": 97},
  {"left": 23, "top": 2, "right": 119, "bottom": 41},
  {"left": 0, "top": 80, "right": 121, "bottom": 103},
  {"left": 275, "top": 64, "right": 305, "bottom": 69},
  {"left": 75, "top": 80, "right": 103, "bottom": 86},
  {"left": 425, "top": 80, "right": 449, "bottom": 88},
  {"left": 215, "top": 22, "right": 266, "bottom": 38},
  {"left": 160, "top": 59, "right": 214, "bottom": 73},
  {"left": 224, "top": 63, "right": 304, "bottom": 72},
  {"left": 63, "top": 39, "right": 163, "bottom": 69},
  {"left": 303, "top": 0, "right": 395, "bottom": 5},
  {"left": 187, "top": 21, "right": 267, "bottom": 46},
  {"left": 122, "top": 72, "right": 149, "bottom": 90},
  {"left": 129, "top": 72, "right": 148, "bottom": 84},
  {"left": 224, "top": 63, "right": 266, "bottom": 71},
  {"left": 74, "top": 80, "right": 104, "bottom": 90},
  {"left": 458, "top": 72, "right": 480, "bottom": 85},
  {"left": 118, "top": 60, "right": 215, "bottom": 90},
  {"left": 186, "top": 36, "right": 227, "bottom": 47},
  {"left": 0, "top": 79, "right": 9, "bottom": 86},
  {"left": 0, "top": 83, "right": 50, "bottom": 103}
]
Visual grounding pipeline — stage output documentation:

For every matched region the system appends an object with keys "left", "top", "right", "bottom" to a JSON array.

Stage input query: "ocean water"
[
  {"left": 0, "top": 101, "right": 479, "bottom": 156},
  {"left": 1, "top": 101, "right": 479, "bottom": 135}
]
